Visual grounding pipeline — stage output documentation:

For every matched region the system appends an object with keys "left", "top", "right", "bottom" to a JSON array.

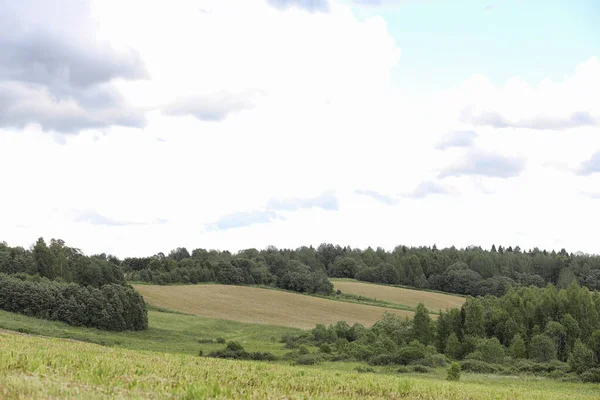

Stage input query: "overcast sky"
[{"left": 1, "top": 0, "right": 599, "bottom": 257}]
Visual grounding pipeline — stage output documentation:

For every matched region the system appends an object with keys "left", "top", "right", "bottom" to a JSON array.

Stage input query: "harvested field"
[
  {"left": 333, "top": 279, "right": 465, "bottom": 312},
  {"left": 133, "top": 284, "right": 413, "bottom": 329}
]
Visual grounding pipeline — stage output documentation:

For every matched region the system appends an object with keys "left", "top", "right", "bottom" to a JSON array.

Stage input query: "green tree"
[
  {"left": 588, "top": 330, "right": 600, "bottom": 365},
  {"left": 568, "top": 339, "right": 595, "bottom": 374},
  {"left": 545, "top": 321, "right": 568, "bottom": 361},
  {"left": 446, "top": 362, "right": 461, "bottom": 381},
  {"left": 509, "top": 333, "right": 527, "bottom": 359},
  {"left": 463, "top": 298, "right": 485, "bottom": 337},
  {"left": 445, "top": 333, "right": 462, "bottom": 360},
  {"left": 411, "top": 303, "right": 433, "bottom": 345},
  {"left": 529, "top": 334, "right": 557, "bottom": 362},
  {"left": 32, "top": 237, "right": 56, "bottom": 279},
  {"left": 560, "top": 314, "right": 580, "bottom": 354},
  {"left": 470, "top": 337, "right": 505, "bottom": 364},
  {"left": 557, "top": 267, "right": 577, "bottom": 289}
]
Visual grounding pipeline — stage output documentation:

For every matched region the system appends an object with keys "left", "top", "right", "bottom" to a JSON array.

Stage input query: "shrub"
[
  {"left": 581, "top": 368, "right": 600, "bottom": 383},
  {"left": 397, "top": 341, "right": 427, "bottom": 365},
  {"left": 396, "top": 366, "right": 410, "bottom": 374},
  {"left": 294, "top": 354, "right": 322, "bottom": 365},
  {"left": 459, "top": 359, "right": 505, "bottom": 374},
  {"left": 355, "top": 366, "right": 375, "bottom": 373},
  {"left": 198, "top": 339, "right": 214, "bottom": 344},
  {"left": 298, "top": 345, "right": 310, "bottom": 355},
  {"left": 208, "top": 342, "right": 277, "bottom": 361},
  {"left": 320, "top": 343, "right": 332, "bottom": 354},
  {"left": 410, "top": 365, "right": 431, "bottom": 373},
  {"left": 216, "top": 337, "right": 226, "bottom": 344},
  {"left": 369, "top": 354, "right": 397, "bottom": 366},
  {"left": 426, "top": 353, "right": 448, "bottom": 368},
  {"left": 248, "top": 352, "right": 278, "bottom": 361},
  {"left": 226, "top": 341, "right": 244, "bottom": 352},
  {"left": 568, "top": 339, "right": 595, "bottom": 374},
  {"left": 447, "top": 362, "right": 461, "bottom": 381}
]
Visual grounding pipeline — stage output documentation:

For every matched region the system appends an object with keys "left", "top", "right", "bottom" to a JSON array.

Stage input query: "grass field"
[
  {"left": 2, "top": 331, "right": 599, "bottom": 400},
  {"left": 333, "top": 279, "right": 465, "bottom": 312},
  {"left": 0, "top": 308, "right": 300, "bottom": 357},
  {"left": 134, "top": 284, "right": 413, "bottom": 329}
]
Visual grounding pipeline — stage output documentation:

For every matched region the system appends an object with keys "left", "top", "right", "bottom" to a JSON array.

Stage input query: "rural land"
[{"left": 1, "top": 239, "right": 600, "bottom": 399}]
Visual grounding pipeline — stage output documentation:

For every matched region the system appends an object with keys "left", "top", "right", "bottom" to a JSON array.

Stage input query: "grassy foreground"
[{"left": 1, "top": 331, "right": 599, "bottom": 400}]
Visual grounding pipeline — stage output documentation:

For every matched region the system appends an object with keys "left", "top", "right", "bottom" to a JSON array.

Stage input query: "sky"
[{"left": 0, "top": 0, "right": 599, "bottom": 257}]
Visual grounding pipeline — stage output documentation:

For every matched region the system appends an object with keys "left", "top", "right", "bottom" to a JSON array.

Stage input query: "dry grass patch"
[
  {"left": 134, "top": 284, "right": 413, "bottom": 329},
  {"left": 333, "top": 280, "right": 465, "bottom": 312}
]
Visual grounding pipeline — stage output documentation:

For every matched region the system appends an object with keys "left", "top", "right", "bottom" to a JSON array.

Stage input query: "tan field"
[
  {"left": 333, "top": 279, "right": 465, "bottom": 312},
  {"left": 134, "top": 284, "right": 413, "bottom": 329}
]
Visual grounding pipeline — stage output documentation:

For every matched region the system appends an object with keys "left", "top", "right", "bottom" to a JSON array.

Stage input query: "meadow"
[
  {"left": 2, "top": 331, "right": 599, "bottom": 400},
  {"left": 332, "top": 279, "right": 466, "bottom": 312},
  {"left": 134, "top": 284, "right": 413, "bottom": 329},
  {"left": 0, "top": 308, "right": 300, "bottom": 356}
]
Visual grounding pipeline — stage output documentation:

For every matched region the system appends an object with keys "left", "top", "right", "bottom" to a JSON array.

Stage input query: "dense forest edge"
[{"left": 0, "top": 238, "right": 147, "bottom": 331}]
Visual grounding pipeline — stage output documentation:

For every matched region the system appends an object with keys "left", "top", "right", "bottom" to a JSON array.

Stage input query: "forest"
[
  {"left": 120, "top": 243, "right": 600, "bottom": 296},
  {"left": 273, "top": 282, "right": 600, "bottom": 383},
  {"left": 0, "top": 238, "right": 147, "bottom": 331}
]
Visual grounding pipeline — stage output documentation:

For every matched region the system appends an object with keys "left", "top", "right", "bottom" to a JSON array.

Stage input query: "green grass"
[
  {"left": 1, "top": 331, "right": 599, "bottom": 399},
  {"left": 0, "top": 308, "right": 300, "bottom": 357}
]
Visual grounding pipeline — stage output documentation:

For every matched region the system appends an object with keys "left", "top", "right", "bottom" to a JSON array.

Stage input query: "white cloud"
[{"left": 1, "top": 0, "right": 600, "bottom": 256}]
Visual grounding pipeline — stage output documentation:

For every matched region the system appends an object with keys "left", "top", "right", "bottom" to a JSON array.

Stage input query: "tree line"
[
  {"left": 121, "top": 243, "right": 600, "bottom": 296},
  {"left": 282, "top": 282, "right": 600, "bottom": 382},
  {"left": 0, "top": 239, "right": 147, "bottom": 331}
]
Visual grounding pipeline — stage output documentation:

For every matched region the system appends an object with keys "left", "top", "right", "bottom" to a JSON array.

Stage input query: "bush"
[
  {"left": 248, "top": 352, "right": 278, "bottom": 361},
  {"left": 369, "top": 354, "right": 397, "bottom": 366},
  {"left": 424, "top": 354, "right": 448, "bottom": 367},
  {"left": 320, "top": 343, "right": 332, "bottom": 354},
  {"left": 208, "top": 342, "right": 278, "bottom": 361},
  {"left": 355, "top": 366, "right": 375, "bottom": 373},
  {"left": 460, "top": 359, "right": 505, "bottom": 374},
  {"left": 216, "top": 337, "right": 226, "bottom": 344},
  {"left": 396, "top": 366, "right": 410, "bottom": 374},
  {"left": 581, "top": 368, "right": 600, "bottom": 383},
  {"left": 198, "top": 339, "right": 214, "bottom": 344},
  {"left": 397, "top": 341, "right": 427, "bottom": 365},
  {"left": 410, "top": 365, "right": 431, "bottom": 373},
  {"left": 294, "top": 354, "right": 323, "bottom": 365},
  {"left": 447, "top": 362, "right": 461, "bottom": 381},
  {"left": 568, "top": 339, "right": 595, "bottom": 374},
  {"left": 510, "top": 360, "right": 567, "bottom": 375},
  {"left": 298, "top": 345, "right": 310, "bottom": 355},
  {"left": 226, "top": 341, "right": 244, "bottom": 352}
]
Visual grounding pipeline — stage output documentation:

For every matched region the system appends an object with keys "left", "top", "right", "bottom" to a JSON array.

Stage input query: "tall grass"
[{"left": 1, "top": 331, "right": 599, "bottom": 399}]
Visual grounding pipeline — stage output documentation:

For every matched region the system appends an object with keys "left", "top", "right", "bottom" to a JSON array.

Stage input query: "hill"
[
  {"left": 333, "top": 279, "right": 465, "bottom": 312},
  {"left": 133, "top": 284, "right": 413, "bottom": 329}
]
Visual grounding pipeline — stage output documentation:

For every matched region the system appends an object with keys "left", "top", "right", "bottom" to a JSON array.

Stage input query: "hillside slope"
[
  {"left": 333, "top": 279, "right": 465, "bottom": 312},
  {"left": 134, "top": 284, "right": 413, "bottom": 329}
]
